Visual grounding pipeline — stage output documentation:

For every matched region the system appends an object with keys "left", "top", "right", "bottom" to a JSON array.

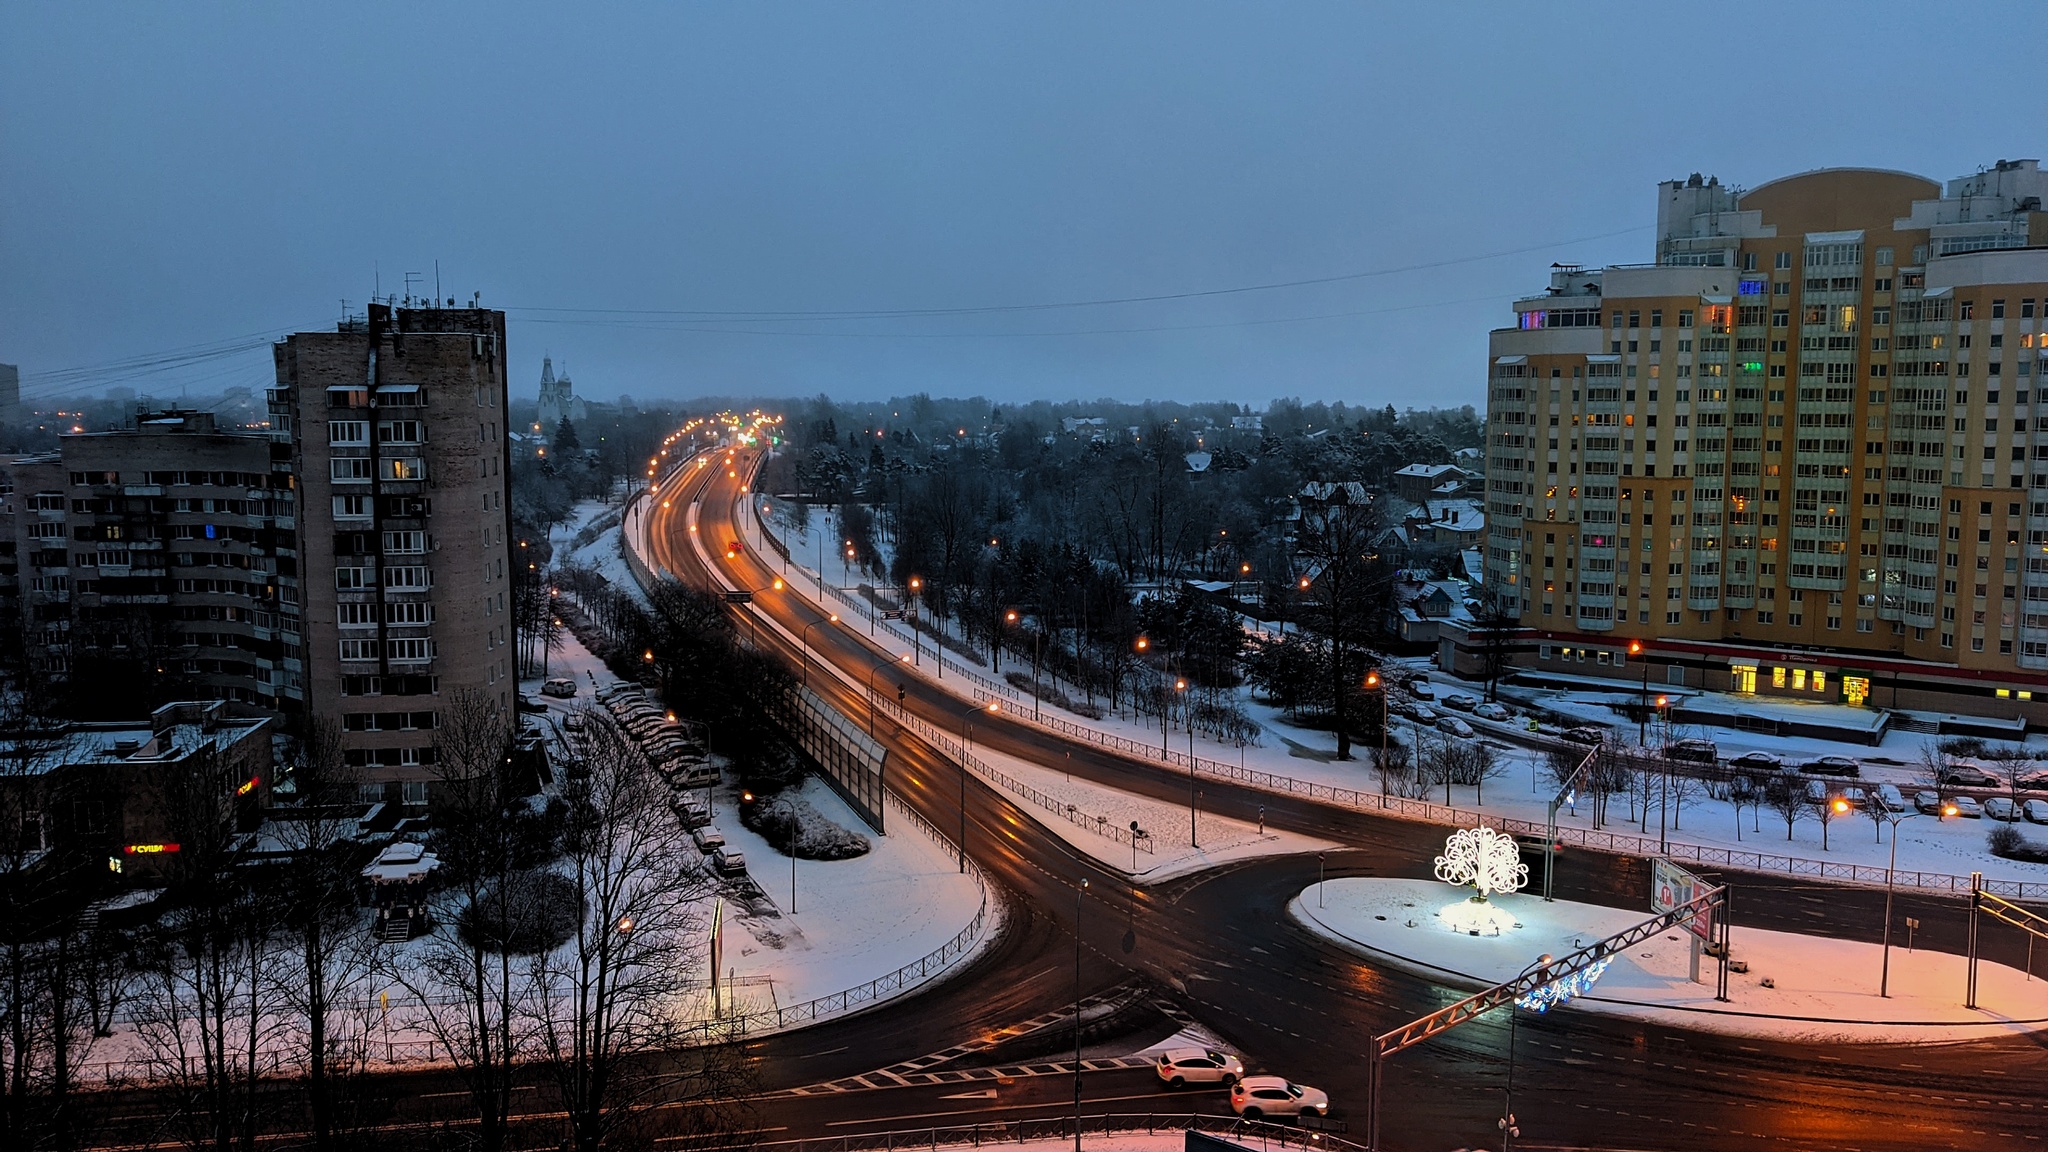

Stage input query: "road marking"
[
  {"left": 827, "top": 1091, "right": 1184, "bottom": 1126},
  {"left": 938, "top": 1089, "right": 998, "bottom": 1100}
]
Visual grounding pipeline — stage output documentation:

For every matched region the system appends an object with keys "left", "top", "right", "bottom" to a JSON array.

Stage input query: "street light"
[
  {"left": 955, "top": 701, "right": 998, "bottom": 873},
  {"left": 742, "top": 791, "right": 800, "bottom": 914},
  {"left": 1364, "top": 670, "right": 1388, "bottom": 786},
  {"left": 1073, "top": 876, "right": 1089, "bottom": 1152},
  {"left": 1006, "top": 610, "right": 1045, "bottom": 722},
  {"left": 1629, "top": 640, "right": 1650, "bottom": 746},
  {"left": 865, "top": 653, "right": 910, "bottom": 738},
  {"left": 1868, "top": 801, "right": 1921, "bottom": 998},
  {"left": 799, "top": 613, "right": 839, "bottom": 689},
  {"left": 1176, "top": 678, "right": 1196, "bottom": 848},
  {"left": 1500, "top": 952, "right": 1555, "bottom": 1152}
]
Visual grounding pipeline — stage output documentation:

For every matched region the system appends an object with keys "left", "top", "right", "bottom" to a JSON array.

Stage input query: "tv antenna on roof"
[{"left": 403, "top": 271, "right": 423, "bottom": 306}]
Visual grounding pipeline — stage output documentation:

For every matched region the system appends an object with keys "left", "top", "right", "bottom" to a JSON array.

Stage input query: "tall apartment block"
[
  {"left": 1481, "top": 161, "right": 2048, "bottom": 723},
  {"left": 3, "top": 410, "right": 296, "bottom": 715},
  {"left": 271, "top": 303, "right": 516, "bottom": 792}
]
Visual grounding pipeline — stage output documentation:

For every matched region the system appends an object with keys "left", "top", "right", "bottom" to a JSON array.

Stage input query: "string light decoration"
[
  {"left": 1433, "top": 825, "right": 1529, "bottom": 900},
  {"left": 1516, "top": 956, "right": 1615, "bottom": 1014}
]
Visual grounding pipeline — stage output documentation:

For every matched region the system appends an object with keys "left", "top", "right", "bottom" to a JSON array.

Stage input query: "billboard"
[{"left": 1652, "top": 858, "right": 1714, "bottom": 942}]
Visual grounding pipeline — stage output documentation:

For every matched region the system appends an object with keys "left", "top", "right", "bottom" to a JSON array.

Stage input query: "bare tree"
[
  {"left": 130, "top": 744, "right": 283, "bottom": 1152},
  {"left": 1914, "top": 743, "right": 1956, "bottom": 821},
  {"left": 388, "top": 689, "right": 529, "bottom": 1152},
  {"left": 1293, "top": 486, "right": 1388, "bottom": 760},
  {"left": 1470, "top": 743, "right": 1506, "bottom": 807},
  {"left": 1667, "top": 770, "right": 1705, "bottom": 831},
  {"left": 1726, "top": 775, "right": 1759, "bottom": 842},
  {"left": 1763, "top": 773, "right": 1808, "bottom": 842},
  {"left": 1987, "top": 744, "right": 2033, "bottom": 815},
  {"left": 1370, "top": 738, "right": 1413, "bottom": 798},
  {"left": 531, "top": 718, "right": 714, "bottom": 1152},
  {"left": 270, "top": 720, "right": 376, "bottom": 1152}
]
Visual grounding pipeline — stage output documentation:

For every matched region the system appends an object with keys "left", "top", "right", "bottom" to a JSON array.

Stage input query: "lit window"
[
  {"left": 1772, "top": 667, "right": 1787, "bottom": 688},
  {"left": 1792, "top": 669, "right": 1807, "bottom": 690},
  {"left": 1811, "top": 670, "right": 1826, "bottom": 693}
]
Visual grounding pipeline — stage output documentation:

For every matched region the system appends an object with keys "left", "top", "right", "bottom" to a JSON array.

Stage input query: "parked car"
[
  {"left": 1436, "top": 716, "right": 1474, "bottom": 738},
  {"left": 1951, "top": 796, "right": 1985, "bottom": 819},
  {"left": 540, "top": 677, "right": 578, "bottom": 698},
  {"left": 1473, "top": 702, "right": 1513, "bottom": 722},
  {"left": 595, "top": 683, "right": 643, "bottom": 704},
  {"left": 1405, "top": 704, "right": 1439, "bottom": 723},
  {"left": 2024, "top": 798, "right": 2048, "bottom": 824},
  {"left": 1443, "top": 694, "right": 1479, "bottom": 713},
  {"left": 1875, "top": 783, "right": 1906, "bottom": 812},
  {"left": 1985, "top": 796, "right": 2021, "bottom": 821},
  {"left": 1940, "top": 764, "right": 2000, "bottom": 789},
  {"left": 1155, "top": 1047, "right": 1245, "bottom": 1088},
  {"left": 1913, "top": 790, "right": 1945, "bottom": 815},
  {"left": 1406, "top": 678, "right": 1435, "bottom": 700},
  {"left": 691, "top": 827, "right": 726, "bottom": 853},
  {"left": 1798, "top": 755, "right": 1861, "bottom": 778},
  {"left": 671, "top": 798, "right": 711, "bottom": 829},
  {"left": 2016, "top": 771, "right": 2048, "bottom": 793},
  {"left": 1560, "top": 725, "right": 1608, "bottom": 745},
  {"left": 710, "top": 848, "right": 748, "bottom": 876},
  {"left": 515, "top": 696, "right": 547, "bottom": 715},
  {"left": 1728, "top": 751, "right": 1784, "bottom": 771},
  {"left": 1230, "top": 1076, "right": 1329, "bottom": 1121},
  {"left": 1664, "top": 738, "right": 1718, "bottom": 764}
]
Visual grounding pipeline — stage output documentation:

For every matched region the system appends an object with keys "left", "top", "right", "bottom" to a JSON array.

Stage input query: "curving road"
[{"left": 644, "top": 442, "right": 2048, "bottom": 1152}]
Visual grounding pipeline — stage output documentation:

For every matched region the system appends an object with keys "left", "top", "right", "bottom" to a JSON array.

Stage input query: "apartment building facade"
[
  {"left": 4, "top": 411, "right": 298, "bottom": 715},
  {"left": 270, "top": 303, "right": 516, "bottom": 794},
  {"left": 1483, "top": 161, "right": 2048, "bottom": 722}
]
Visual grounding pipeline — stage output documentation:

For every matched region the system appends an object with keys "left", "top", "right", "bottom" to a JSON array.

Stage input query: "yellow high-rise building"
[{"left": 1480, "top": 161, "right": 2048, "bottom": 725}]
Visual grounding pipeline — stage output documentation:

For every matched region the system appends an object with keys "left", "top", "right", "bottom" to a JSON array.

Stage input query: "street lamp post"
[
  {"left": 1365, "top": 670, "right": 1387, "bottom": 786},
  {"left": 908, "top": 577, "right": 923, "bottom": 669},
  {"left": 956, "top": 702, "right": 998, "bottom": 873},
  {"left": 865, "top": 653, "right": 909, "bottom": 739},
  {"left": 1175, "top": 679, "right": 1197, "bottom": 848},
  {"left": 1007, "top": 610, "right": 1045, "bottom": 722},
  {"left": 1073, "top": 877, "right": 1089, "bottom": 1152},
  {"left": 1872, "top": 803, "right": 1919, "bottom": 998},
  {"left": 1630, "top": 640, "right": 1650, "bottom": 747},
  {"left": 799, "top": 613, "right": 839, "bottom": 690},
  {"left": 1500, "top": 953, "right": 1555, "bottom": 1152},
  {"left": 743, "top": 792, "right": 800, "bottom": 914}
]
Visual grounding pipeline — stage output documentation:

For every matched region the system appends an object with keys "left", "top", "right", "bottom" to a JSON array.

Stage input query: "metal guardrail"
[{"left": 717, "top": 1112, "right": 1362, "bottom": 1152}]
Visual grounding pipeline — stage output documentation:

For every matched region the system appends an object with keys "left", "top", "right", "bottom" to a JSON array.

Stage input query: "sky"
[{"left": 2, "top": 2, "right": 2039, "bottom": 411}]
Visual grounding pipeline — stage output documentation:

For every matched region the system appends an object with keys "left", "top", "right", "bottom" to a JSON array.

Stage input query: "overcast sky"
[{"left": 2, "top": 3, "right": 2037, "bottom": 410}]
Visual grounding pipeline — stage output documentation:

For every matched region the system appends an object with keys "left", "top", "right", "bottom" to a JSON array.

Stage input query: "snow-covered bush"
[{"left": 741, "top": 792, "right": 872, "bottom": 860}]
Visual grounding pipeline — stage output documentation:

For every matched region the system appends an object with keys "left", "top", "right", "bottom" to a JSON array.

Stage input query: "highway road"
[{"left": 642, "top": 442, "right": 2048, "bottom": 1152}]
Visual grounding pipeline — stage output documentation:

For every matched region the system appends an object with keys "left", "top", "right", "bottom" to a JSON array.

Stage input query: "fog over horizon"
[{"left": 2, "top": 3, "right": 2036, "bottom": 410}]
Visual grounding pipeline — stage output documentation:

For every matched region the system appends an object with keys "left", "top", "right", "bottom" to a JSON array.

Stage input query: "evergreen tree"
[{"left": 553, "top": 417, "right": 581, "bottom": 453}]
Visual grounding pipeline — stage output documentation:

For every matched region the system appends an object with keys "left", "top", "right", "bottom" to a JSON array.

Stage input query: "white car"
[
  {"left": 2023, "top": 798, "right": 2048, "bottom": 824},
  {"left": 1443, "top": 694, "right": 1479, "bottom": 712},
  {"left": 1436, "top": 716, "right": 1474, "bottom": 739},
  {"left": 1952, "top": 796, "right": 1985, "bottom": 819},
  {"left": 1406, "top": 704, "right": 1439, "bottom": 723},
  {"left": 1985, "top": 796, "right": 2020, "bottom": 821},
  {"left": 1875, "top": 783, "right": 1905, "bottom": 812},
  {"left": 1154, "top": 1047, "right": 1244, "bottom": 1088},
  {"left": 1473, "top": 702, "right": 1512, "bottom": 722},
  {"left": 1230, "top": 1076, "right": 1329, "bottom": 1121}
]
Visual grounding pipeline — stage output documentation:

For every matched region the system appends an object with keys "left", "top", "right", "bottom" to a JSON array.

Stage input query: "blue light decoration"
[{"left": 1516, "top": 956, "right": 1614, "bottom": 1014}]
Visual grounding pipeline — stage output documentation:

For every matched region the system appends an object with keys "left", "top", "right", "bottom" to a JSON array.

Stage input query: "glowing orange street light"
[
  {"left": 1831, "top": 797, "right": 1851, "bottom": 815},
  {"left": 1365, "top": 671, "right": 1380, "bottom": 689},
  {"left": 1135, "top": 637, "right": 1149, "bottom": 651}
]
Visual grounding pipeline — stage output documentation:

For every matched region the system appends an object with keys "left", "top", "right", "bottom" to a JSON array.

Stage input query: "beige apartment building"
[
  {"left": 1482, "top": 160, "right": 2048, "bottom": 723},
  {"left": 271, "top": 302, "right": 516, "bottom": 796}
]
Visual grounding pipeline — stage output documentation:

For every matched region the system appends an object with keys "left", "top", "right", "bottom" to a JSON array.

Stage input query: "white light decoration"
[
  {"left": 1516, "top": 956, "right": 1614, "bottom": 1014},
  {"left": 1433, "top": 825, "right": 1529, "bottom": 900}
]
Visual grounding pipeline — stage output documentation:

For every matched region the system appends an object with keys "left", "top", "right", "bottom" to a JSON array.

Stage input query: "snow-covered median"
[{"left": 1292, "top": 877, "right": 2048, "bottom": 1043}]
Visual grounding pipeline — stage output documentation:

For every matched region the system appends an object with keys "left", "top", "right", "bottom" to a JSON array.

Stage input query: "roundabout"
[{"left": 1292, "top": 875, "right": 2048, "bottom": 1043}]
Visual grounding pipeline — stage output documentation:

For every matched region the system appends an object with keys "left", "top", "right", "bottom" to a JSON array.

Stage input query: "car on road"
[
  {"left": 1663, "top": 738, "right": 1718, "bottom": 764},
  {"left": 1230, "top": 1076, "right": 1329, "bottom": 1121},
  {"left": 1442, "top": 694, "right": 1479, "bottom": 712},
  {"left": 1798, "top": 755, "right": 1861, "bottom": 778},
  {"left": 1473, "top": 702, "right": 1513, "bottom": 722},
  {"left": 1436, "top": 716, "right": 1474, "bottom": 738},
  {"left": 1951, "top": 796, "right": 1985, "bottom": 819},
  {"left": 1560, "top": 725, "right": 1608, "bottom": 745},
  {"left": 540, "top": 677, "right": 578, "bottom": 698},
  {"left": 1155, "top": 1047, "right": 1245, "bottom": 1088},
  {"left": 1728, "top": 751, "right": 1784, "bottom": 771},
  {"left": 1940, "top": 764, "right": 2000, "bottom": 789}
]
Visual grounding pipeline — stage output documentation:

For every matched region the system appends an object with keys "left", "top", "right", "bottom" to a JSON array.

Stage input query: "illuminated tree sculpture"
[{"left": 1433, "top": 825, "right": 1528, "bottom": 900}]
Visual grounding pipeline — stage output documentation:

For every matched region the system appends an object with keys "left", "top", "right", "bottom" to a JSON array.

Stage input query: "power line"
[{"left": 503, "top": 224, "right": 1650, "bottom": 323}]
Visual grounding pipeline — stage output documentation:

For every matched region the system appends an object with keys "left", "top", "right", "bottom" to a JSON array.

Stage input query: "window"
[
  {"left": 384, "top": 565, "right": 431, "bottom": 591},
  {"left": 328, "top": 421, "right": 369, "bottom": 445},
  {"left": 379, "top": 420, "right": 425, "bottom": 444},
  {"left": 382, "top": 530, "right": 428, "bottom": 554},
  {"left": 339, "top": 638, "right": 379, "bottom": 662},
  {"left": 380, "top": 458, "right": 427, "bottom": 481},
  {"left": 330, "top": 458, "right": 373, "bottom": 483},
  {"left": 337, "top": 603, "right": 379, "bottom": 627},
  {"left": 333, "top": 495, "right": 372, "bottom": 520},
  {"left": 335, "top": 566, "right": 374, "bottom": 590},
  {"left": 386, "top": 638, "right": 436, "bottom": 662}
]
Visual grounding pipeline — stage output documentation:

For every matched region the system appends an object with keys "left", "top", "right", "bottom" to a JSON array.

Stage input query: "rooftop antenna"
[
  {"left": 434, "top": 260, "right": 441, "bottom": 305},
  {"left": 403, "top": 271, "right": 423, "bottom": 306},
  {"left": 374, "top": 262, "right": 381, "bottom": 302}
]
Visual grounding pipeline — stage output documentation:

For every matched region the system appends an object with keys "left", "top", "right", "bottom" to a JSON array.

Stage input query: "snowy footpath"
[{"left": 1293, "top": 878, "right": 2048, "bottom": 1043}]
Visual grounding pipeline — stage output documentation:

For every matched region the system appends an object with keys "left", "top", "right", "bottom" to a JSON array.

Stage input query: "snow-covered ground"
[
  {"left": 1294, "top": 878, "right": 2048, "bottom": 1043},
  {"left": 748, "top": 495, "right": 2048, "bottom": 891}
]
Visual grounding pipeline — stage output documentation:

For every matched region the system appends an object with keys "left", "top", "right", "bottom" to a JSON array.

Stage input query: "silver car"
[
  {"left": 1155, "top": 1047, "right": 1244, "bottom": 1088},
  {"left": 1230, "top": 1076, "right": 1328, "bottom": 1120}
]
